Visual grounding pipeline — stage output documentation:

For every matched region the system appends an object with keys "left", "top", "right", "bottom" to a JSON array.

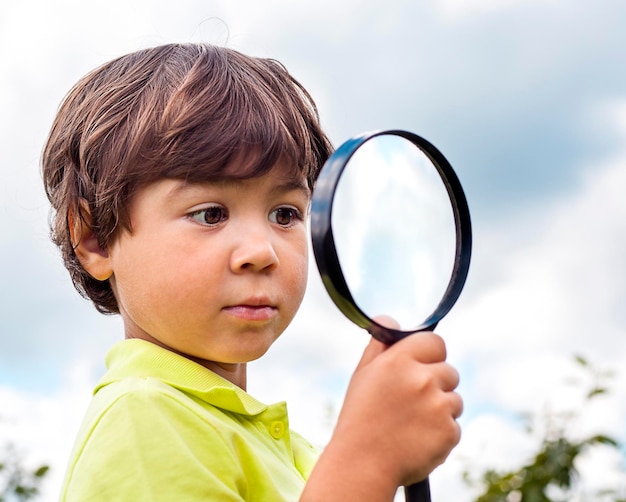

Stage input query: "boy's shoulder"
[{"left": 61, "top": 339, "right": 318, "bottom": 501}]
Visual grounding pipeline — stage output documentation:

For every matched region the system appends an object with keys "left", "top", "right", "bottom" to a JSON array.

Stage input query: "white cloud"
[{"left": 449, "top": 141, "right": 626, "bottom": 361}]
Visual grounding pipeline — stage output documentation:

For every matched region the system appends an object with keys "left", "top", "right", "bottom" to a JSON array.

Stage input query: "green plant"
[
  {"left": 466, "top": 356, "right": 625, "bottom": 502},
  {"left": 0, "top": 445, "right": 49, "bottom": 502}
]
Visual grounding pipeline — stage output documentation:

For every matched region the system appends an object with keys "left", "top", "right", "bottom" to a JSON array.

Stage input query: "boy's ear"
[{"left": 69, "top": 200, "right": 113, "bottom": 281}]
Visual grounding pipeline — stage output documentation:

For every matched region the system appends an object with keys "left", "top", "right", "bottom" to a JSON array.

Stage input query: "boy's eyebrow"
[{"left": 270, "top": 179, "right": 311, "bottom": 197}]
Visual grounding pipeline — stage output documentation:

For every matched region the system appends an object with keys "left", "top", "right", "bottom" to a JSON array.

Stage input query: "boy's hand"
[
  {"left": 347, "top": 328, "right": 462, "bottom": 483},
  {"left": 302, "top": 319, "right": 462, "bottom": 501}
]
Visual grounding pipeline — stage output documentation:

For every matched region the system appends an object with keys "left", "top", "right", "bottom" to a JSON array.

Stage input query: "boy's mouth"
[{"left": 222, "top": 302, "right": 277, "bottom": 321}]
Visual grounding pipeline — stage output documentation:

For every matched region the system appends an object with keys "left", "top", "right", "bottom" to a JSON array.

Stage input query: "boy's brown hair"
[{"left": 42, "top": 43, "right": 333, "bottom": 315}]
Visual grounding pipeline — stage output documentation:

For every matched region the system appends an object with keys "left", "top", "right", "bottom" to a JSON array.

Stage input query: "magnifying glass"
[{"left": 310, "top": 130, "right": 472, "bottom": 501}]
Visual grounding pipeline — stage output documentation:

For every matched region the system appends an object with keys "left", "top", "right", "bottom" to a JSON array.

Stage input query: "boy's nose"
[{"left": 230, "top": 230, "right": 279, "bottom": 273}]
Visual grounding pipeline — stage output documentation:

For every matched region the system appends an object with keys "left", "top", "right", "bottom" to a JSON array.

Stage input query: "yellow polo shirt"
[{"left": 60, "top": 339, "right": 318, "bottom": 501}]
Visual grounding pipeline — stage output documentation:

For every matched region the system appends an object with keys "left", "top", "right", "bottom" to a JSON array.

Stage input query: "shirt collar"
[{"left": 95, "top": 339, "right": 268, "bottom": 416}]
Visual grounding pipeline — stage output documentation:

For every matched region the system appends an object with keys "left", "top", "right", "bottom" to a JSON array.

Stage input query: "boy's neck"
[{"left": 206, "top": 361, "right": 248, "bottom": 390}]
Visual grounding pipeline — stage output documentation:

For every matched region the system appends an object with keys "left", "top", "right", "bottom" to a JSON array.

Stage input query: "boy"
[{"left": 42, "top": 43, "right": 462, "bottom": 501}]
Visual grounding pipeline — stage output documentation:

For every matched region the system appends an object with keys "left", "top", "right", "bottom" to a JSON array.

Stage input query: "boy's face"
[{"left": 105, "top": 160, "right": 310, "bottom": 371}]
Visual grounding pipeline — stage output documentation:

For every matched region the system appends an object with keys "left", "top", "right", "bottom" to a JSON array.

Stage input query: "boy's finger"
[
  {"left": 396, "top": 331, "right": 448, "bottom": 364},
  {"left": 433, "top": 362, "right": 461, "bottom": 392},
  {"left": 371, "top": 317, "right": 448, "bottom": 365},
  {"left": 449, "top": 391, "right": 464, "bottom": 419}
]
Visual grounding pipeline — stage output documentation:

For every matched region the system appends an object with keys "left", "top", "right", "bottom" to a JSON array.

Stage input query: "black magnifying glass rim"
[{"left": 311, "top": 129, "right": 472, "bottom": 345}]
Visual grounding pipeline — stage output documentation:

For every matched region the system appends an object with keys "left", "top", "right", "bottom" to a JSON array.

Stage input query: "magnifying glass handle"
[{"left": 405, "top": 477, "right": 431, "bottom": 502}]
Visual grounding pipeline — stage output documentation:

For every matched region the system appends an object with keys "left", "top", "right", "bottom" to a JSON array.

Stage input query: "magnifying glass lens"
[{"left": 330, "top": 135, "right": 457, "bottom": 331}]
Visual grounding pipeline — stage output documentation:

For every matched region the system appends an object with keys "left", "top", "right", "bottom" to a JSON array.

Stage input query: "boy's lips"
[{"left": 222, "top": 301, "right": 277, "bottom": 321}]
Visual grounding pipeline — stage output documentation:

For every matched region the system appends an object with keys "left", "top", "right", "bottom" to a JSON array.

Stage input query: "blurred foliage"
[
  {"left": 0, "top": 444, "right": 48, "bottom": 502},
  {"left": 465, "top": 355, "right": 626, "bottom": 502}
]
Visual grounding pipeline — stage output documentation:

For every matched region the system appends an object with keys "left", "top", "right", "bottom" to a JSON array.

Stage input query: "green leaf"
[
  {"left": 586, "top": 387, "right": 607, "bottom": 399},
  {"left": 586, "top": 434, "right": 619, "bottom": 447},
  {"left": 34, "top": 465, "right": 49, "bottom": 477},
  {"left": 574, "top": 355, "right": 589, "bottom": 367}
]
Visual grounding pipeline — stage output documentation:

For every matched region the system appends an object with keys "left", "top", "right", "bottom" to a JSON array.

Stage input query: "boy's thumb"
[
  {"left": 355, "top": 315, "right": 400, "bottom": 369},
  {"left": 355, "top": 337, "right": 388, "bottom": 369}
]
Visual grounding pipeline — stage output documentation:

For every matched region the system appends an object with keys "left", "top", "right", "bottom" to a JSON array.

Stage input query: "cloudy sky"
[{"left": 1, "top": 0, "right": 626, "bottom": 499}]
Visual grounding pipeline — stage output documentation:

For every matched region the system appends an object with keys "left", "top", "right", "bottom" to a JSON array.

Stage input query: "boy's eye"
[
  {"left": 270, "top": 207, "right": 303, "bottom": 227},
  {"left": 189, "top": 205, "right": 228, "bottom": 226}
]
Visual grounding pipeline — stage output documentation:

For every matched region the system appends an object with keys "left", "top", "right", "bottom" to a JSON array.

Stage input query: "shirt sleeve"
[{"left": 62, "top": 379, "right": 248, "bottom": 501}]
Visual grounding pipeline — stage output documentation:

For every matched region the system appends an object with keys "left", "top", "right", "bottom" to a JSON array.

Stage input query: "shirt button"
[{"left": 269, "top": 421, "right": 285, "bottom": 439}]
